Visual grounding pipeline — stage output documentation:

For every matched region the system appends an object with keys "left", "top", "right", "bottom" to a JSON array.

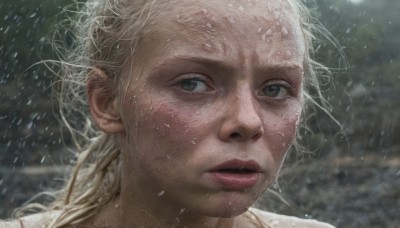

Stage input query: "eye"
[
  {"left": 179, "top": 78, "right": 208, "bottom": 92},
  {"left": 260, "top": 84, "right": 290, "bottom": 98}
]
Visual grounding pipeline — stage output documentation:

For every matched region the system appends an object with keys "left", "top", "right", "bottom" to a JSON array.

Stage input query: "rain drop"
[{"left": 158, "top": 190, "right": 165, "bottom": 196}]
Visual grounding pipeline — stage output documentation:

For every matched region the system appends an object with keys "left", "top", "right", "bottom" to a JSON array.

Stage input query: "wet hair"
[{"left": 14, "top": 0, "right": 342, "bottom": 226}]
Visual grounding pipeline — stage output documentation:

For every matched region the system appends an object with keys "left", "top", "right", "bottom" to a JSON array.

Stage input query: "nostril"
[
  {"left": 230, "top": 132, "right": 242, "bottom": 139},
  {"left": 251, "top": 132, "right": 262, "bottom": 141}
]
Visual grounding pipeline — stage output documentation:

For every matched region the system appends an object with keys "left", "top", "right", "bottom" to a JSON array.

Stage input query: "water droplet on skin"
[
  {"left": 225, "top": 15, "right": 235, "bottom": 24},
  {"left": 228, "top": 4, "right": 233, "bottom": 7},
  {"left": 206, "top": 23, "right": 212, "bottom": 28},
  {"left": 281, "top": 27, "right": 288, "bottom": 37},
  {"left": 284, "top": 50, "right": 293, "bottom": 59},
  {"left": 201, "top": 8, "right": 208, "bottom": 15},
  {"left": 238, "top": 6, "right": 244, "bottom": 12},
  {"left": 265, "top": 28, "right": 273, "bottom": 36},
  {"left": 41, "top": 156, "right": 45, "bottom": 164},
  {"left": 203, "top": 43, "right": 213, "bottom": 52},
  {"left": 163, "top": 123, "right": 170, "bottom": 128},
  {"left": 257, "top": 27, "right": 262, "bottom": 34},
  {"left": 158, "top": 190, "right": 165, "bottom": 196}
]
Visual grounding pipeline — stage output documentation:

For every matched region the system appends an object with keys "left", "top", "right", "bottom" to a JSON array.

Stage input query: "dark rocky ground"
[{"left": 1, "top": 152, "right": 399, "bottom": 228}]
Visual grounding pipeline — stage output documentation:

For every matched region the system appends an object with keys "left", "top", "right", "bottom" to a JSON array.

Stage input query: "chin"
[{"left": 192, "top": 193, "right": 255, "bottom": 218}]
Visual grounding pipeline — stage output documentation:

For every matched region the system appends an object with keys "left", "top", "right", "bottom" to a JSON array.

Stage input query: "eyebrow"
[
  {"left": 153, "top": 55, "right": 304, "bottom": 78},
  {"left": 255, "top": 63, "right": 304, "bottom": 76},
  {"left": 153, "top": 56, "right": 237, "bottom": 74}
]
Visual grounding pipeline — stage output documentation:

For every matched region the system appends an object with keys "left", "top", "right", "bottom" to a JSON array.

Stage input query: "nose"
[{"left": 218, "top": 85, "right": 264, "bottom": 142}]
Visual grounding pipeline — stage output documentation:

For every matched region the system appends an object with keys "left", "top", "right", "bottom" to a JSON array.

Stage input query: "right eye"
[{"left": 179, "top": 77, "right": 209, "bottom": 92}]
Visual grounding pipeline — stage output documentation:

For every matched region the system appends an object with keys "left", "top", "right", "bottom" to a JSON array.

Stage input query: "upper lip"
[{"left": 208, "top": 159, "right": 262, "bottom": 173}]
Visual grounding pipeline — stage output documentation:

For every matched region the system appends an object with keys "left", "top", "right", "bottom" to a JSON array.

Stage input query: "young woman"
[{"left": 2, "top": 0, "right": 335, "bottom": 227}]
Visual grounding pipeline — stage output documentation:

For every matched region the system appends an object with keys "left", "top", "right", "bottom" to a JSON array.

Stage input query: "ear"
[{"left": 87, "top": 68, "right": 124, "bottom": 134}]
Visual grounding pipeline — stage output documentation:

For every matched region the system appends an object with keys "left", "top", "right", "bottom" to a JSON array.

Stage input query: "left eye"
[
  {"left": 260, "top": 84, "right": 290, "bottom": 98},
  {"left": 180, "top": 78, "right": 208, "bottom": 92}
]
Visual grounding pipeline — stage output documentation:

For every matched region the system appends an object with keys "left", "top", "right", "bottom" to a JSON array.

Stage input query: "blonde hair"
[{"left": 15, "top": 0, "right": 342, "bottom": 226}]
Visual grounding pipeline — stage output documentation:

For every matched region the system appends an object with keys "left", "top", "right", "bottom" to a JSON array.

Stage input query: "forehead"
[{"left": 139, "top": 0, "right": 305, "bottom": 68}]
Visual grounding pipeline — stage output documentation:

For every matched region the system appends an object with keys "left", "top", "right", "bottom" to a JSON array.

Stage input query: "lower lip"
[{"left": 207, "top": 172, "right": 259, "bottom": 190}]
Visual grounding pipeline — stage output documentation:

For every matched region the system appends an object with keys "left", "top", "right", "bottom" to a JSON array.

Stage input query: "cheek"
[
  {"left": 129, "top": 97, "right": 211, "bottom": 160},
  {"left": 264, "top": 102, "right": 302, "bottom": 159},
  {"left": 150, "top": 102, "right": 211, "bottom": 145}
]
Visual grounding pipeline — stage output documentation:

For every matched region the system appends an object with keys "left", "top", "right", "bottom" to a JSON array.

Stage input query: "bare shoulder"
[
  {"left": 249, "top": 207, "right": 336, "bottom": 228},
  {"left": 0, "top": 211, "right": 60, "bottom": 228}
]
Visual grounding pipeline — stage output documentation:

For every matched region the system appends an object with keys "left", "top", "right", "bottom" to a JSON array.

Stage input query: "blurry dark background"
[{"left": 1, "top": 0, "right": 399, "bottom": 227}]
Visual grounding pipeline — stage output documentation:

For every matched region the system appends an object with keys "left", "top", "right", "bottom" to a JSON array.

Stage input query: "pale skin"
[
  {"left": 86, "top": 0, "right": 305, "bottom": 227},
  {"left": 0, "top": 0, "right": 333, "bottom": 228}
]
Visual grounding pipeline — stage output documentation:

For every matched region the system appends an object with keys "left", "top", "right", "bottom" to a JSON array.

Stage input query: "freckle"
[
  {"left": 257, "top": 27, "right": 262, "bottom": 34},
  {"left": 281, "top": 27, "right": 289, "bottom": 37}
]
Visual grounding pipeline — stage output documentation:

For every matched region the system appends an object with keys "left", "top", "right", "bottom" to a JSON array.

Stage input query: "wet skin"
[{"left": 89, "top": 0, "right": 305, "bottom": 227}]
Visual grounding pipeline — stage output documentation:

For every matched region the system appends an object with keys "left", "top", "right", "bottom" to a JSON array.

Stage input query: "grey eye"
[
  {"left": 261, "top": 85, "right": 288, "bottom": 98},
  {"left": 180, "top": 79, "right": 208, "bottom": 92}
]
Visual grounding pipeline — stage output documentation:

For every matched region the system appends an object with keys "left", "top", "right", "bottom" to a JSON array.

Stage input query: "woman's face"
[{"left": 119, "top": 0, "right": 305, "bottom": 218}]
